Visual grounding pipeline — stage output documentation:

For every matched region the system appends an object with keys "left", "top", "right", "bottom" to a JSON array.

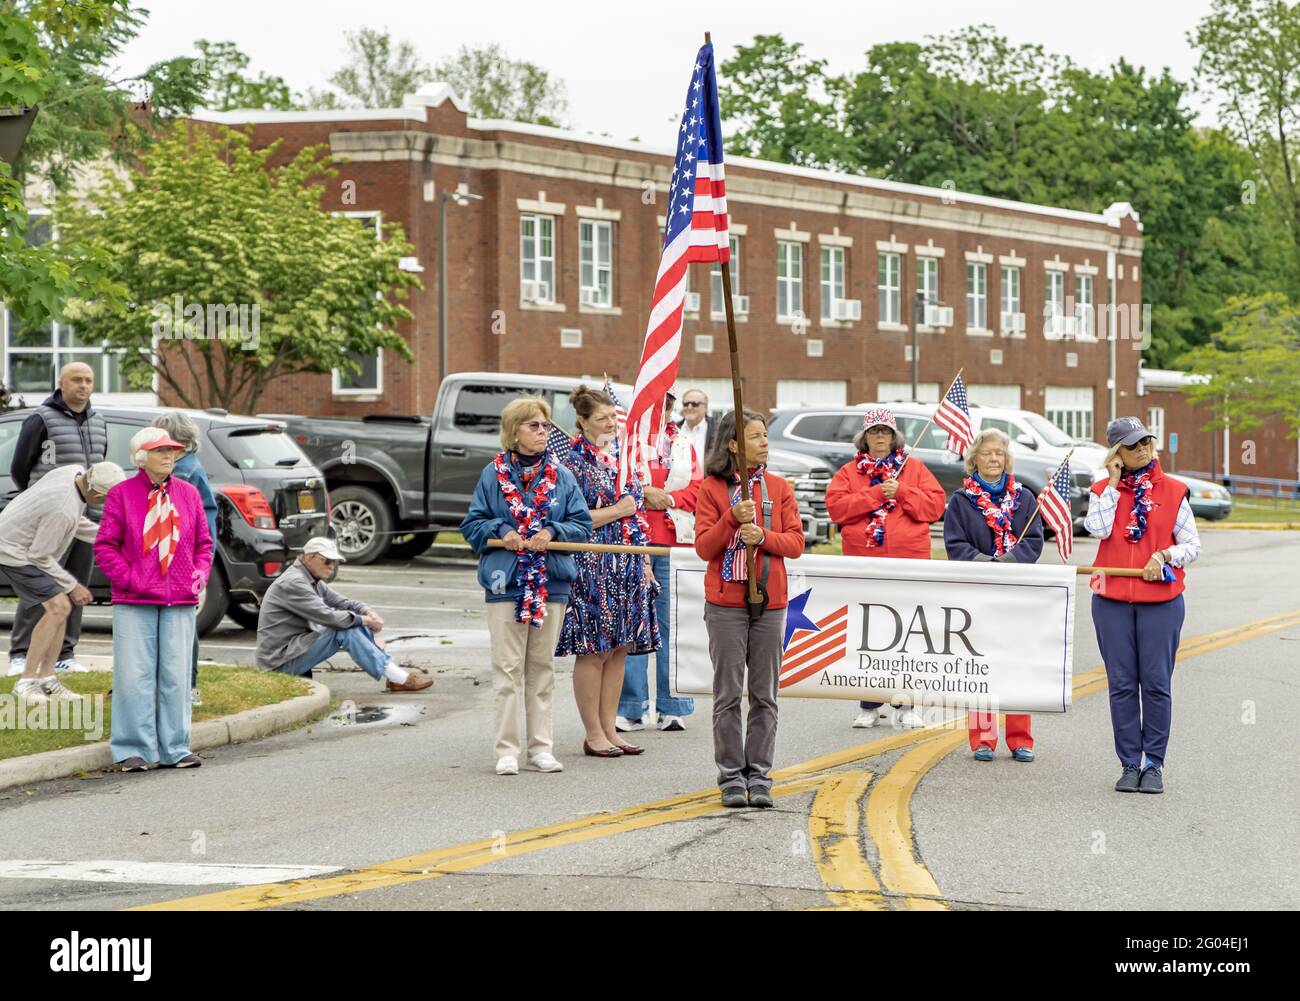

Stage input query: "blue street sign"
[{"left": 1168, "top": 432, "right": 1179, "bottom": 454}]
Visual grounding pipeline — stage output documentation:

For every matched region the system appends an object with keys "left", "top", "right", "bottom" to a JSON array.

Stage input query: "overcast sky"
[{"left": 118, "top": 0, "right": 1221, "bottom": 145}]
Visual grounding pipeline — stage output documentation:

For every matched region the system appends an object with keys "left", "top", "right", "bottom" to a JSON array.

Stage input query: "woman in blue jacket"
[
  {"left": 943, "top": 428, "right": 1043, "bottom": 763},
  {"left": 460, "top": 397, "right": 593, "bottom": 778}
]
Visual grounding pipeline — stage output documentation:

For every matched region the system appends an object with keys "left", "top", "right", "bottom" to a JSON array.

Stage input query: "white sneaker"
[
  {"left": 495, "top": 755, "right": 519, "bottom": 776},
  {"left": 615, "top": 715, "right": 645, "bottom": 732},
  {"left": 13, "top": 677, "right": 49, "bottom": 704},
  {"left": 40, "top": 677, "right": 82, "bottom": 700},
  {"left": 851, "top": 710, "right": 878, "bottom": 728},
  {"left": 6, "top": 655, "right": 26, "bottom": 677},
  {"left": 55, "top": 658, "right": 90, "bottom": 673},
  {"left": 526, "top": 753, "right": 563, "bottom": 772},
  {"left": 897, "top": 708, "right": 925, "bottom": 729},
  {"left": 878, "top": 706, "right": 892, "bottom": 720},
  {"left": 657, "top": 714, "right": 685, "bottom": 731}
]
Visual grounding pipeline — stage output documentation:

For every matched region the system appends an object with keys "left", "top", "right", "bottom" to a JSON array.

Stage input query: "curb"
[{"left": 0, "top": 679, "right": 331, "bottom": 793}]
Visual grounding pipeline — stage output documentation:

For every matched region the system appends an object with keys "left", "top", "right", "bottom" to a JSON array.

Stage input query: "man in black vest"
[{"left": 6, "top": 362, "right": 107, "bottom": 676}]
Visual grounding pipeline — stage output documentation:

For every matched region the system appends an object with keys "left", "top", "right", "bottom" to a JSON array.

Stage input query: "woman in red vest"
[
  {"left": 695, "top": 409, "right": 805, "bottom": 810},
  {"left": 826, "top": 407, "right": 946, "bottom": 730},
  {"left": 1086, "top": 417, "right": 1201, "bottom": 796}
]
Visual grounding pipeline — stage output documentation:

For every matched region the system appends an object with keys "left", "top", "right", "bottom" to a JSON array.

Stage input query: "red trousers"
[{"left": 967, "top": 712, "right": 1033, "bottom": 751}]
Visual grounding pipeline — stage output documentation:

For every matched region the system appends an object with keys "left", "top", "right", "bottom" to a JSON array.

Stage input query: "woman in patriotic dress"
[
  {"left": 460, "top": 397, "right": 593, "bottom": 777},
  {"left": 942, "top": 428, "right": 1043, "bottom": 762},
  {"left": 1086, "top": 417, "right": 1200, "bottom": 796},
  {"left": 825, "top": 407, "right": 946, "bottom": 730},
  {"left": 555, "top": 385, "right": 660, "bottom": 758}
]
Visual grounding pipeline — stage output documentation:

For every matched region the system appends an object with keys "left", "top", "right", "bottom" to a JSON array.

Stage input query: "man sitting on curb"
[
  {"left": 0, "top": 462, "right": 127, "bottom": 703},
  {"left": 256, "top": 537, "right": 432, "bottom": 691}
]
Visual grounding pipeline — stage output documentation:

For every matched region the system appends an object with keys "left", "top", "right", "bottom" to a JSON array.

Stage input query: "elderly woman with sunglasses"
[
  {"left": 943, "top": 427, "right": 1043, "bottom": 762},
  {"left": 460, "top": 397, "right": 593, "bottom": 777}
]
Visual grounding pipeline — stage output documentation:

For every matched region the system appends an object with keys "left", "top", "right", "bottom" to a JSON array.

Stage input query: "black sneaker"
[
  {"left": 747, "top": 787, "right": 774, "bottom": 809},
  {"left": 1138, "top": 765, "right": 1163, "bottom": 794},
  {"left": 1114, "top": 764, "right": 1142, "bottom": 792},
  {"left": 120, "top": 757, "right": 148, "bottom": 773},
  {"left": 721, "top": 787, "right": 749, "bottom": 808}
]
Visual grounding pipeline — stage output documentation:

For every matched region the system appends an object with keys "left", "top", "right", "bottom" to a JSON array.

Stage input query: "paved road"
[{"left": 0, "top": 530, "right": 1296, "bottom": 911}]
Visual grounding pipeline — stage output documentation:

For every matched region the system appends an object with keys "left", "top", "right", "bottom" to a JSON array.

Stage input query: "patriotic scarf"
[
  {"left": 143, "top": 479, "right": 180, "bottom": 576},
  {"left": 494, "top": 451, "right": 560, "bottom": 628},
  {"left": 658, "top": 417, "right": 680, "bottom": 470},
  {"left": 854, "top": 449, "right": 905, "bottom": 548},
  {"left": 570, "top": 435, "right": 649, "bottom": 546},
  {"left": 721, "top": 464, "right": 767, "bottom": 582},
  {"left": 961, "top": 473, "right": 1022, "bottom": 558},
  {"left": 1121, "top": 461, "right": 1159, "bottom": 544}
]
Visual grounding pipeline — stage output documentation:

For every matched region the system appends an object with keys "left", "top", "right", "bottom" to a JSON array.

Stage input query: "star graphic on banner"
[{"left": 783, "top": 589, "right": 820, "bottom": 649}]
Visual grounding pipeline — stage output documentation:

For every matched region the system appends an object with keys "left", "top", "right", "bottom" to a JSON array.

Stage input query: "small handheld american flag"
[
  {"left": 934, "top": 374, "right": 975, "bottom": 455},
  {"left": 1039, "top": 456, "right": 1075, "bottom": 563},
  {"left": 603, "top": 376, "right": 628, "bottom": 461},
  {"left": 546, "top": 420, "right": 573, "bottom": 458}
]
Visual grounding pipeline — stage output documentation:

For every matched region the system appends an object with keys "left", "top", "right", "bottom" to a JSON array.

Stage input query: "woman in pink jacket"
[{"left": 96, "top": 428, "right": 213, "bottom": 771}]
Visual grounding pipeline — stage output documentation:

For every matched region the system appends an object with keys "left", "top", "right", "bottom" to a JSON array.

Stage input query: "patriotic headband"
[{"left": 861, "top": 408, "right": 898, "bottom": 433}]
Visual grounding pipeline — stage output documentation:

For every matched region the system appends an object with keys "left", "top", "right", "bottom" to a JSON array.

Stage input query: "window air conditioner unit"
[
  {"left": 521, "top": 280, "right": 546, "bottom": 303},
  {"left": 732, "top": 294, "right": 750, "bottom": 316},
  {"left": 1074, "top": 304, "right": 1094, "bottom": 337},
  {"left": 1046, "top": 313, "right": 1078, "bottom": 338},
  {"left": 925, "top": 305, "right": 954, "bottom": 327},
  {"left": 684, "top": 291, "right": 701, "bottom": 313},
  {"left": 833, "top": 299, "right": 861, "bottom": 321},
  {"left": 579, "top": 286, "right": 602, "bottom": 307},
  {"left": 1001, "top": 311, "right": 1025, "bottom": 334}
]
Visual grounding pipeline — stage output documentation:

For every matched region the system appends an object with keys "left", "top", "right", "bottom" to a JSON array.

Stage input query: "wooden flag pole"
[
  {"left": 895, "top": 367, "right": 964, "bottom": 476},
  {"left": 707, "top": 30, "right": 762, "bottom": 612}
]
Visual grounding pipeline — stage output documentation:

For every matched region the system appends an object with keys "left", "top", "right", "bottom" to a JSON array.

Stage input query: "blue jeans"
[
  {"left": 276, "top": 625, "right": 390, "bottom": 680},
  {"left": 110, "top": 604, "right": 196, "bottom": 766},
  {"left": 619, "top": 555, "right": 694, "bottom": 719}
]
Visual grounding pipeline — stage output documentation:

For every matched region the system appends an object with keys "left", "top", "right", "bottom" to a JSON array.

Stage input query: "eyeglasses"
[
  {"left": 520, "top": 420, "right": 553, "bottom": 432},
  {"left": 682, "top": 401, "right": 706, "bottom": 408}
]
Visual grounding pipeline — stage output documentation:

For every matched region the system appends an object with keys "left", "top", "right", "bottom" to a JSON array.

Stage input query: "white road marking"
[{"left": 0, "top": 860, "right": 341, "bottom": 886}]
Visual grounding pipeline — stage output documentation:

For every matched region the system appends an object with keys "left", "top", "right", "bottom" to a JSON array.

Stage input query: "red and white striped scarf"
[{"left": 143, "top": 480, "right": 180, "bottom": 576}]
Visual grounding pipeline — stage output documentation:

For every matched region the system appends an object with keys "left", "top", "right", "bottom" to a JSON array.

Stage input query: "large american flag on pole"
[
  {"left": 934, "top": 374, "right": 975, "bottom": 456},
  {"left": 1039, "top": 456, "right": 1075, "bottom": 563},
  {"left": 619, "top": 41, "right": 730, "bottom": 491}
]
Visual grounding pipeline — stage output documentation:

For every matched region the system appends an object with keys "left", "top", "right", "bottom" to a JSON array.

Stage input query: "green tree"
[
  {"left": 432, "top": 44, "right": 569, "bottom": 126},
  {"left": 194, "top": 39, "right": 297, "bottom": 111},
  {"left": 56, "top": 124, "right": 421, "bottom": 412},
  {"left": 304, "top": 27, "right": 431, "bottom": 109}
]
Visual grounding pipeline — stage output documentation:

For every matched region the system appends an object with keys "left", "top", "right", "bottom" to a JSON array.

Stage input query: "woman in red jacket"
[
  {"left": 695, "top": 409, "right": 804, "bottom": 810},
  {"left": 826, "top": 407, "right": 946, "bottom": 730}
]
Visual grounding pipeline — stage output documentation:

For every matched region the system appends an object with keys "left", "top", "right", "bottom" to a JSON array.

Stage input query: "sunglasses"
[
  {"left": 520, "top": 420, "right": 554, "bottom": 432},
  {"left": 682, "top": 401, "right": 706, "bottom": 408}
]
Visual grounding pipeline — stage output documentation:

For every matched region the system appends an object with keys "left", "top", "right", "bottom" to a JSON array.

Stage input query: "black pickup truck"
[{"left": 268, "top": 372, "right": 833, "bottom": 564}]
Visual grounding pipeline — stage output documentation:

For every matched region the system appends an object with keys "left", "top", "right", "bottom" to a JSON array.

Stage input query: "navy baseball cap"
[{"left": 1106, "top": 416, "right": 1154, "bottom": 448}]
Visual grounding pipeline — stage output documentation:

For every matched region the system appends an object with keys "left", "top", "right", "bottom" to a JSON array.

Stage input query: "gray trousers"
[
  {"left": 10, "top": 539, "right": 93, "bottom": 661},
  {"left": 706, "top": 601, "right": 787, "bottom": 792}
]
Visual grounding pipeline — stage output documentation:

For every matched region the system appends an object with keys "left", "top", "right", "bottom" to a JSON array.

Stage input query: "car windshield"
[
  {"left": 1022, "top": 413, "right": 1076, "bottom": 447},
  {"left": 212, "top": 427, "right": 307, "bottom": 469}
]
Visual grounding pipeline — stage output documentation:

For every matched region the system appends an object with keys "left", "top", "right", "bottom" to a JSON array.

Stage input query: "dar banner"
[{"left": 669, "top": 551, "right": 1076, "bottom": 713}]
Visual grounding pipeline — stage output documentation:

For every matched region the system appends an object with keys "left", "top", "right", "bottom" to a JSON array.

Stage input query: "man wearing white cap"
[
  {"left": 0, "top": 461, "right": 127, "bottom": 703},
  {"left": 256, "top": 536, "right": 432, "bottom": 691}
]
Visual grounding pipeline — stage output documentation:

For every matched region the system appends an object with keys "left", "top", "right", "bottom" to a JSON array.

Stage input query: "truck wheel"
[
  {"left": 386, "top": 531, "right": 437, "bottom": 561},
  {"left": 330, "top": 485, "right": 393, "bottom": 565},
  {"left": 196, "top": 566, "right": 229, "bottom": 638},
  {"left": 226, "top": 600, "right": 261, "bottom": 631}
]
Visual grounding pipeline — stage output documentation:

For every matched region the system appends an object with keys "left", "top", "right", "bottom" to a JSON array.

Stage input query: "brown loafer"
[
  {"left": 613, "top": 743, "right": 644, "bottom": 755},
  {"left": 386, "top": 673, "right": 433, "bottom": 693},
  {"left": 583, "top": 741, "right": 623, "bottom": 757}
]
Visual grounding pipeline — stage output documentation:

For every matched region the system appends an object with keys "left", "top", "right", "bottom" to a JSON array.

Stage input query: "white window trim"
[
  {"left": 711, "top": 235, "right": 742, "bottom": 320},
  {"left": 877, "top": 251, "right": 901, "bottom": 326},
  {"left": 820, "top": 245, "right": 846, "bottom": 325},
  {"left": 578, "top": 218, "right": 615, "bottom": 311},
  {"left": 999, "top": 265, "right": 1025, "bottom": 340},
  {"left": 776, "top": 240, "right": 804, "bottom": 321},
  {"left": 966, "top": 261, "right": 988, "bottom": 334},
  {"left": 520, "top": 212, "right": 558, "bottom": 307},
  {"left": 332, "top": 210, "right": 385, "bottom": 397}
]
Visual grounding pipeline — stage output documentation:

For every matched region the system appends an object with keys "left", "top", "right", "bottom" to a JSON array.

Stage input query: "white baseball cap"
[{"left": 302, "top": 536, "right": 345, "bottom": 562}]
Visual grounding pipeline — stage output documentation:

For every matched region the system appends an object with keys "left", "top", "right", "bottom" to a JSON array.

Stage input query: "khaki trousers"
[{"left": 487, "top": 600, "right": 565, "bottom": 760}]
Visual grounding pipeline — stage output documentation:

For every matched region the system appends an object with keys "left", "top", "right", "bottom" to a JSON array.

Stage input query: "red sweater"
[
  {"left": 694, "top": 472, "right": 804, "bottom": 609},
  {"left": 1090, "top": 460, "right": 1189, "bottom": 603},
  {"left": 826, "top": 456, "right": 947, "bottom": 558}
]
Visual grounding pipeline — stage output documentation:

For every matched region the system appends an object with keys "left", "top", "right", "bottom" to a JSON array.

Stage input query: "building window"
[
  {"left": 711, "top": 235, "right": 740, "bottom": 316},
  {"left": 1147, "top": 406, "right": 1165, "bottom": 449},
  {"left": 777, "top": 241, "right": 803, "bottom": 320},
  {"left": 1046, "top": 385, "right": 1094, "bottom": 440},
  {"left": 1046, "top": 270, "right": 1065, "bottom": 316},
  {"left": 520, "top": 213, "right": 556, "bottom": 303},
  {"left": 332, "top": 211, "right": 384, "bottom": 394},
  {"left": 966, "top": 263, "right": 987, "bottom": 330},
  {"left": 775, "top": 379, "right": 846, "bottom": 407},
  {"left": 916, "top": 256, "right": 939, "bottom": 313},
  {"left": 1000, "top": 266, "right": 1021, "bottom": 324},
  {"left": 579, "top": 219, "right": 613, "bottom": 307},
  {"left": 820, "top": 246, "right": 845, "bottom": 322},
  {"left": 877, "top": 252, "right": 900, "bottom": 325},
  {"left": 1075, "top": 274, "right": 1094, "bottom": 337}
]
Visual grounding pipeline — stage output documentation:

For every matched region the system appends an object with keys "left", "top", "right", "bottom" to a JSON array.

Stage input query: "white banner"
[{"left": 669, "top": 551, "right": 1076, "bottom": 713}]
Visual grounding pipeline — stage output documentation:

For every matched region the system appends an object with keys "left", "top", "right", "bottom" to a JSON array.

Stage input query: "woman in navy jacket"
[
  {"left": 943, "top": 428, "right": 1043, "bottom": 763},
  {"left": 460, "top": 397, "right": 593, "bottom": 778}
]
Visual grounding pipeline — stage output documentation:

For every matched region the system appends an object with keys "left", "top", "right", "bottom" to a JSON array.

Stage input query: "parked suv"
[{"left": 0, "top": 407, "right": 329, "bottom": 634}]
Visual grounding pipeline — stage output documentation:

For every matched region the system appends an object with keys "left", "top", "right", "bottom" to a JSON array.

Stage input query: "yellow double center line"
[{"left": 135, "top": 608, "right": 1300, "bottom": 911}]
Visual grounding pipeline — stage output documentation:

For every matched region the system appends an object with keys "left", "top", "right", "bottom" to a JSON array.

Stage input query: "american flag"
[
  {"left": 619, "top": 41, "right": 730, "bottom": 491},
  {"left": 934, "top": 374, "right": 975, "bottom": 455},
  {"left": 603, "top": 376, "right": 627, "bottom": 461},
  {"left": 546, "top": 420, "right": 573, "bottom": 457},
  {"left": 1039, "top": 456, "right": 1074, "bottom": 563}
]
